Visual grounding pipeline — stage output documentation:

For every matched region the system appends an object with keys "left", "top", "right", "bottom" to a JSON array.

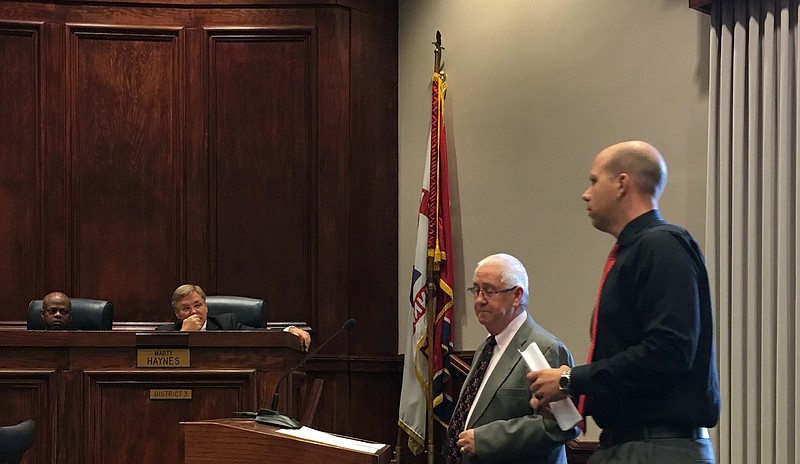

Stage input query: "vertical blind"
[{"left": 707, "top": 1, "right": 798, "bottom": 463}]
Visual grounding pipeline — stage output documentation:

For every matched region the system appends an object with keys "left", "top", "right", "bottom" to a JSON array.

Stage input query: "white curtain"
[{"left": 707, "top": 1, "right": 799, "bottom": 463}]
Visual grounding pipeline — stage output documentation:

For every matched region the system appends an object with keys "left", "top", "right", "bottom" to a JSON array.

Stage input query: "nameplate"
[
  {"left": 149, "top": 389, "right": 192, "bottom": 400},
  {"left": 137, "top": 348, "right": 190, "bottom": 367}
]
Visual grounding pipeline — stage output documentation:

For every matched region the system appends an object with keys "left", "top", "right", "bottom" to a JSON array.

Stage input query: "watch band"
[{"left": 559, "top": 367, "right": 572, "bottom": 394}]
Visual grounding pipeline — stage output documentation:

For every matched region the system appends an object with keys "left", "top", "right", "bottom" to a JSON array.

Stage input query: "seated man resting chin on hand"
[{"left": 156, "top": 284, "right": 311, "bottom": 351}]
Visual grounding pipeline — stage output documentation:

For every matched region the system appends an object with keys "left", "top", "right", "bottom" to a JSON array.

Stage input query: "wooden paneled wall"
[{"left": 0, "top": 0, "right": 400, "bottom": 451}]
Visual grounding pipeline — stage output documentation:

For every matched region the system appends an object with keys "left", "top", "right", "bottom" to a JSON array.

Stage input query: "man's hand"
[
  {"left": 288, "top": 326, "right": 311, "bottom": 352},
  {"left": 180, "top": 314, "right": 204, "bottom": 331},
  {"left": 529, "top": 395, "right": 555, "bottom": 419},
  {"left": 527, "top": 365, "right": 570, "bottom": 403},
  {"left": 456, "top": 428, "right": 476, "bottom": 456}
]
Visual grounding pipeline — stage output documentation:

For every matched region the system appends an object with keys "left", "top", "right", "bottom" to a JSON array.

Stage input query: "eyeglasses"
[
  {"left": 467, "top": 286, "right": 517, "bottom": 298},
  {"left": 178, "top": 301, "right": 205, "bottom": 312},
  {"left": 43, "top": 308, "right": 70, "bottom": 316}
]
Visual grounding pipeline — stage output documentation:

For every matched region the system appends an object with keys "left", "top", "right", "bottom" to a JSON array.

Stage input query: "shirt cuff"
[{"left": 570, "top": 364, "right": 589, "bottom": 395}]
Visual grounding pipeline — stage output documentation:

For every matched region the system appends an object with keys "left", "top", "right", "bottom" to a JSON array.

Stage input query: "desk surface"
[
  {"left": 182, "top": 418, "right": 392, "bottom": 464},
  {"left": 0, "top": 327, "right": 305, "bottom": 348}
]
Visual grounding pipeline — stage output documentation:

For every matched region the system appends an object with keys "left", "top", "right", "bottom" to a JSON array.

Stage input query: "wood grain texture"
[
  {"left": 0, "top": 23, "right": 41, "bottom": 318},
  {"left": 0, "top": 331, "right": 303, "bottom": 464},
  {"left": 182, "top": 419, "right": 391, "bottom": 464},
  {"left": 0, "top": 2, "right": 398, "bottom": 358},
  {"left": 0, "top": 1, "right": 399, "bottom": 461},
  {"left": 208, "top": 28, "right": 314, "bottom": 323},
  {"left": 0, "top": 370, "right": 55, "bottom": 464},
  {"left": 67, "top": 25, "right": 184, "bottom": 316}
]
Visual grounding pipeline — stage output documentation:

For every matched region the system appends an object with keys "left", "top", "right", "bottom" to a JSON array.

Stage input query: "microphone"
[
  {"left": 270, "top": 318, "right": 356, "bottom": 409},
  {"left": 256, "top": 318, "right": 357, "bottom": 428}
]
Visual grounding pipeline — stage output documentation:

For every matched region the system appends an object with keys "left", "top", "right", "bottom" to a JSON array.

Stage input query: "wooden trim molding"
[{"left": 689, "top": 0, "right": 713, "bottom": 13}]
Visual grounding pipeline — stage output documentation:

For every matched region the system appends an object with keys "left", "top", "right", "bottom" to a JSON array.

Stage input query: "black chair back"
[
  {"left": 205, "top": 296, "right": 267, "bottom": 328},
  {"left": 0, "top": 420, "right": 36, "bottom": 464},
  {"left": 27, "top": 298, "right": 114, "bottom": 330}
]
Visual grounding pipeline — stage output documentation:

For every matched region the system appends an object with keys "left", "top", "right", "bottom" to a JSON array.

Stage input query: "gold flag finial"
[{"left": 432, "top": 31, "right": 445, "bottom": 77}]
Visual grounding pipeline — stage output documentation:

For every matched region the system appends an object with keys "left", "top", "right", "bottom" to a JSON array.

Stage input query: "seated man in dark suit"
[
  {"left": 156, "top": 284, "right": 311, "bottom": 350},
  {"left": 41, "top": 292, "right": 72, "bottom": 330}
]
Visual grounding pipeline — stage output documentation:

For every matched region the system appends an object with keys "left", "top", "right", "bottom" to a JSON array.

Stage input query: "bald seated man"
[
  {"left": 156, "top": 284, "right": 311, "bottom": 351},
  {"left": 41, "top": 292, "right": 72, "bottom": 330},
  {"left": 527, "top": 141, "right": 720, "bottom": 464}
]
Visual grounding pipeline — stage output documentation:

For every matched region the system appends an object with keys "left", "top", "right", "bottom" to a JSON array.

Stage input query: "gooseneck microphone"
[{"left": 270, "top": 318, "right": 356, "bottom": 409}]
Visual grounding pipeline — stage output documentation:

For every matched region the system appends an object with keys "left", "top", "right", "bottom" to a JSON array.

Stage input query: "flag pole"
[
  {"left": 433, "top": 30, "right": 444, "bottom": 75},
  {"left": 425, "top": 256, "right": 438, "bottom": 464},
  {"left": 396, "top": 32, "right": 448, "bottom": 464},
  {"left": 426, "top": 30, "right": 445, "bottom": 464}
]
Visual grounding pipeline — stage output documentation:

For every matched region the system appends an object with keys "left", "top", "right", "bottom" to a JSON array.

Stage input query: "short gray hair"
[
  {"left": 171, "top": 284, "right": 206, "bottom": 309},
  {"left": 475, "top": 253, "right": 529, "bottom": 308}
]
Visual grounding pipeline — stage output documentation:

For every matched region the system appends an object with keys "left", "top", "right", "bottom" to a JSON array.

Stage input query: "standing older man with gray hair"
[{"left": 444, "top": 253, "right": 578, "bottom": 464}]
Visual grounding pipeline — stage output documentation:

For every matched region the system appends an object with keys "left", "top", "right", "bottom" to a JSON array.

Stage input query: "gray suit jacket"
[{"left": 461, "top": 313, "right": 578, "bottom": 464}]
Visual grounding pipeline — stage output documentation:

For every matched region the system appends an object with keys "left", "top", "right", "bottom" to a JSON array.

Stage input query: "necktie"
[
  {"left": 578, "top": 243, "right": 619, "bottom": 422},
  {"left": 444, "top": 335, "right": 497, "bottom": 464}
]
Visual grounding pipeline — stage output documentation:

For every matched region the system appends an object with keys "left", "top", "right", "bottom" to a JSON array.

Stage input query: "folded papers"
[{"left": 518, "top": 342, "right": 583, "bottom": 431}]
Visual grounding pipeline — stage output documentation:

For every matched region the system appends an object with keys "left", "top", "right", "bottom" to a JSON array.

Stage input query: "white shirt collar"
[
  {"left": 465, "top": 310, "right": 528, "bottom": 426},
  {"left": 491, "top": 310, "right": 527, "bottom": 350}
]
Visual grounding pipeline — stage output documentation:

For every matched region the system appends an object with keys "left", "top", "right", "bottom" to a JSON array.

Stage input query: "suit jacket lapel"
[
  {"left": 466, "top": 314, "right": 534, "bottom": 428},
  {"left": 205, "top": 315, "right": 222, "bottom": 330}
]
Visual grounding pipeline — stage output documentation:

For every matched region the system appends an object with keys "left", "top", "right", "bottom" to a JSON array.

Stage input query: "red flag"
[
  {"left": 427, "top": 72, "right": 455, "bottom": 426},
  {"left": 398, "top": 72, "right": 455, "bottom": 455}
]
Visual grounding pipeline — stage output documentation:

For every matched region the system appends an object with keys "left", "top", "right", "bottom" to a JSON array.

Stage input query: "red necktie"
[{"left": 577, "top": 243, "right": 619, "bottom": 423}]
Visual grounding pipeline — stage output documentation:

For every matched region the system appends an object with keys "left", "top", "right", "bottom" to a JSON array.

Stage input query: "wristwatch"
[{"left": 558, "top": 367, "right": 572, "bottom": 394}]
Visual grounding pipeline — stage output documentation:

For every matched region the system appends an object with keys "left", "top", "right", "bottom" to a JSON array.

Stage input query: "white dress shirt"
[{"left": 465, "top": 310, "right": 528, "bottom": 426}]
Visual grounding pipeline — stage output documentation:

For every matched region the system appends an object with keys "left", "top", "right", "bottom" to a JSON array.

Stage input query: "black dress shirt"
[{"left": 571, "top": 210, "right": 721, "bottom": 429}]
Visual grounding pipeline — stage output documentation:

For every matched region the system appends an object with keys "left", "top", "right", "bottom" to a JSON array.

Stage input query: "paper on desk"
[
  {"left": 276, "top": 426, "right": 386, "bottom": 454},
  {"left": 518, "top": 342, "right": 583, "bottom": 431}
]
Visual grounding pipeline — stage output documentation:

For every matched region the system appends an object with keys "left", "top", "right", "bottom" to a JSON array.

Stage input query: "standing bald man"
[{"left": 527, "top": 141, "right": 720, "bottom": 463}]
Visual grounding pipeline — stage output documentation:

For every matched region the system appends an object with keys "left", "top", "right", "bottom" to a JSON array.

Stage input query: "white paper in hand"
[{"left": 518, "top": 342, "right": 582, "bottom": 431}]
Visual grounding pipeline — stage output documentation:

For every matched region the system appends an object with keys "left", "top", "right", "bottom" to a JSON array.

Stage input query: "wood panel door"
[
  {"left": 0, "top": 370, "right": 55, "bottom": 464},
  {"left": 0, "top": 22, "right": 45, "bottom": 316},
  {"left": 206, "top": 28, "right": 315, "bottom": 324},
  {"left": 85, "top": 370, "right": 256, "bottom": 464},
  {"left": 67, "top": 25, "right": 185, "bottom": 317}
]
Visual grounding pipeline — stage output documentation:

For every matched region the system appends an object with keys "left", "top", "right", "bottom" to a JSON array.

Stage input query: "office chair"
[
  {"left": 0, "top": 420, "right": 36, "bottom": 464},
  {"left": 27, "top": 298, "right": 115, "bottom": 330},
  {"left": 205, "top": 296, "right": 267, "bottom": 328}
]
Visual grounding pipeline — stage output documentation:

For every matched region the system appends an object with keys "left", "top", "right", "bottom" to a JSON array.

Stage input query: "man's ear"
[
  {"left": 616, "top": 172, "right": 630, "bottom": 196},
  {"left": 513, "top": 286, "right": 524, "bottom": 307}
]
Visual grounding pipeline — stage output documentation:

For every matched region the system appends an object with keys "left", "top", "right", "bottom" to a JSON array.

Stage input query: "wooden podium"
[{"left": 181, "top": 418, "right": 391, "bottom": 464}]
